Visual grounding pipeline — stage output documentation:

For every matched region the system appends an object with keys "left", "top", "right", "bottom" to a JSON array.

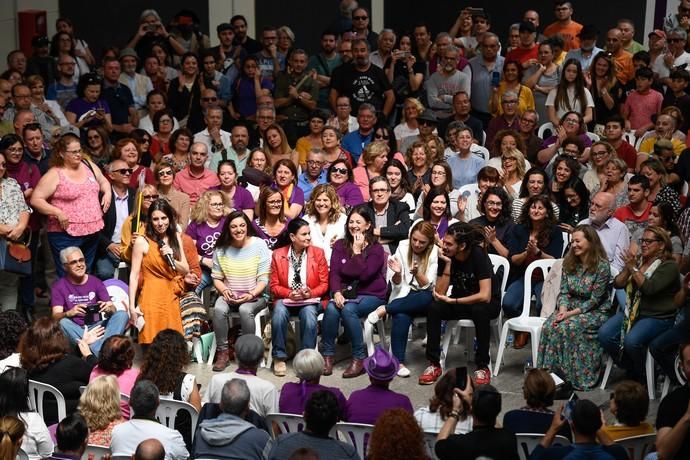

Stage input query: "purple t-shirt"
[
  {"left": 279, "top": 382, "right": 347, "bottom": 415},
  {"left": 344, "top": 385, "right": 413, "bottom": 424},
  {"left": 51, "top": 275, "right": 110, "bottom": 326},
  {"left": 232, "top": 186, "right": 255, "bottom": 211},
  {"left": 185, "top": 217, "right": 227, "bottom": 258},
  {"left": 335, "top": 181, "right": 365, "bottom": 208},
  {"left": 65, "top": 97, "right": 111, "bottom": 140}
]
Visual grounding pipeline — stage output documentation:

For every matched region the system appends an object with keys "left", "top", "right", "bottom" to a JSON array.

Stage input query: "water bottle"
[{"left": 506, "top": 333, "right": 514, "bottom": 348}]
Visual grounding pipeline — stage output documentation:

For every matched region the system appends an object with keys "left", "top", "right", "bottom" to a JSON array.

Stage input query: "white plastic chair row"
[
  {"left": 156, "top": 397, "right": 199, "bottom": 442},
  {"left": 615, "top": 433, "right": 656, "bottom": 460},
  {"left": 494, "top": 259, "right": 559, "bottom": 376},
  {"left": 600, "top": 350, "right": 669, "bottom": 401},
  {"left": 266, "top": 312, "right": 324, "bottom": 368},
  {"left": 27, "top": 379, "right": 67, "bottom": 423},
  {"left": 207, "top": 306, "right": 271, "bottom": 366},
  {"left": 516, "top": 433, "right": 571, "bottom": 460}
]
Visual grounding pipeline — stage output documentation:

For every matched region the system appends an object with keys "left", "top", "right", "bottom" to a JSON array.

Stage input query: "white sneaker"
[
  {"left": 397, "top": 365, "right": 411, "bottom": 378},
  {"left": 367, "top": 310, "right": 381, "bottom": 325}
]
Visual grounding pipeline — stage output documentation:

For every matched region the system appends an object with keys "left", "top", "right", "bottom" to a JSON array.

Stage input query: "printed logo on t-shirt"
[
  {"left": 352, "top": 76, "right": 375, "bottom": 103},
  {"left": 67, "top": 291, "right": 97, "bottom": 306}
]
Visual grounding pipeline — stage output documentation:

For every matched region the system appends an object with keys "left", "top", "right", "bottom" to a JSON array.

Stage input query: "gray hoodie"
[{"left": 193, "top": 413, "right": 271, "bottom": 459}]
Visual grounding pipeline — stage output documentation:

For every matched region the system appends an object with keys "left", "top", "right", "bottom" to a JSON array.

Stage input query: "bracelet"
[{"left": 449, "top": 411, "right": 460, "bottom": 419}]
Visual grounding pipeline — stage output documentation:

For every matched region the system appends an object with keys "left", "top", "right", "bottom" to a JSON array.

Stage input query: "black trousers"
[{"left": 426, "top": 299, "right": 500, "bottom": 369}]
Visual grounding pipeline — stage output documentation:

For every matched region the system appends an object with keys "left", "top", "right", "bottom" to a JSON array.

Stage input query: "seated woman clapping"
[
  {"left": 368, "top": 221, "right": 438, "bottom": 377},
  {"left": 538, "top": 225, "right": 612, "bottom": 390},
  {"left": 320, "top": 205, "right": 388, "bottom": 379},
  {"left": 269, "top": 218, "right": 330, "bottom": 377}
]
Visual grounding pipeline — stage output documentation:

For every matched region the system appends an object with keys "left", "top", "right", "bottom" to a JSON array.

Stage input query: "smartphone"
[
  {"left": 491, "top": 71, "right": 501, "bottom": 88},
  {"left": 455, "top": 366, "right": 468, "bottom": 390},
  {"left": 465, "top": 7, "right": 485, "bottom": 15},
  {"left": 146, "top": 24, "right": 157, "bottom": 33},
  {"left": 562, "top": 392, "right": 579, "bottom": 421}
]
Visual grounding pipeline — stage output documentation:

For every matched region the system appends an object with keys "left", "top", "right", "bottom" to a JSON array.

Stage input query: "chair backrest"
[
  {"left": 335, "top": 422, "right": 374, "bottom": 458},
  {"left": 585, "top": 132, "right": 600, "bottom": 142},
  {"left": 28, "top": 379, "right": 67, "bottom": 423},
  {"left": 488, "top": 254, "right": 510, "bottom": 303},
  {"left": 520, "top": 259, "right": 559, "bottom": 320},
  {"left": 82, "top": 444, "right": 111, "bottom": 460},
  {"left": 622, "top": 131, "right": 636, "bottom": 147},
  {"left": 17, "top": 448, "right": 29, "bottom": 460},
  {"left": 471, "top": 145, "right": 490, "bottom": 164},
  {"left": 265, "top": 413, "right": 307, "bottom": 439},
  {"left": 561, "top": 232, "right": 570, "bottom": 257},
  {"left": 423, "top": 431, "right": 439, "bottom": 460},
  {"left": 537, "top": 122, "right": 555, "bottom": 140},
  {"left": 458, "top": 183, "right": 480, "bottom": 199},
  {"left": 516, "top": 433, "right": 571, "bottom": 460},
  {"left": 615, "top": 433, "right": 656, "bottom": 460},
  {"left": 104, "top": 279, "right": 129, "bottom": 311},
  {"left": 155, "top": 398, "right": 199, "bottom": 440}
]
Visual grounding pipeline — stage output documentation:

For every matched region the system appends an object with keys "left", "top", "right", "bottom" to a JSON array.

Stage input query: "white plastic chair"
[
  {"left": 112, "top": 261, "right": 129, "bottom": 280},
  {"left": 516, "top": 433, "right": 571, "bottom": 460},
  {"left": 494, "top": 259, "right": 558, "bottom": 376},
  {"left": 561, "top": 232, "right": 570, "bottom": 257},
  {"left": 28, "top": 379, "right": 67, "bottom": 423},
  {"left": 623, "top": 131, "right": 636, "bottom": 148},
  {"left": 585, "top": 132, "right": 600, "bottom": 142},
  {"left": 363, "top": 306, "right": 390, "bottom": 357},
  {"left": 439, "top": 255, "right": 510, "bottom": 370},
  {"left": 600, "top": 350, "right": 665, "bottom": 400},
  {"left": 155, "top": 398, "right": 199, "bottom": 441},
  {"left": 458, "top": 183, "right": 480, "bottom": 199},
  {"left": 265, "top": 413, "right": 307, "bottom": 439},
  {"left": 207, "top": 305, "right": 271, "bottom": 366},
  {"left": 615, "top": 433, "right": 656, "bottom": 460},
  {"left": 82, "top": 444, "right": 111, "bottom": 460},
  {"left": 471, "top": 144, "right": 490, "bottom": 164},
  {"left": 335, "top": 422, "right": 374, "bottom": 458},
  {"left": 17, "top": 448, "right": 29, "bottom": 460},
  {"left": 537, "top": 122, "right": 555, "bottom": 139}
]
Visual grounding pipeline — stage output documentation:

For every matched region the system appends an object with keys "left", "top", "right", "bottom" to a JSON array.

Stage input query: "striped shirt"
[{"left": 212, "top": 237, "right": 271, "bottom": 296}]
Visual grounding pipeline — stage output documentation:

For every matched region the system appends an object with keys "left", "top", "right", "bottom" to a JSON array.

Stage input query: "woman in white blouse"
[{"left": 303, "top": 184, "right": 346, "bottom": 265}]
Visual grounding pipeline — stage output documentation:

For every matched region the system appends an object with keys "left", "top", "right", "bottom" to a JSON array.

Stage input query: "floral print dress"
[{"left": 538, "top": 258, "right": 611, "bottom": 390}]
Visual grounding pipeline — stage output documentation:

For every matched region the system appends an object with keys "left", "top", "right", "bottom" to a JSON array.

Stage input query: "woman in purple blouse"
[
  {"left": 321, "top": 205, "right": 387, "bottom": 379},
  {"left": 272, "top": 159, "right": 304, "bottom": 219},
  {"left": 278, "top": 349, "right": 346, "bottom": 415},
  {"left": 216, "top": 160, "right": 255, "bottom": 220},
  {"left": 327, "top": 159, "right": 364, "bottom": 211}
]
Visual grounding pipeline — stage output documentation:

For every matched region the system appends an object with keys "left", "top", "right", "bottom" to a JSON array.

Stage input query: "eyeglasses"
[
  {"left": 209, "top": 202, "right": 224, "bottom": 207},
  {"left": 520, "top": 118, "right": 536, "bottom": 124},
  {"left": 331, "top": 167, "right": 348, "bottom": 175},
  {"left": 419, "top": 120, "right": 436, "bottom": 126},
  {"left": 113, "top": 168, "right": 134, "bottom": 175},
  {"left": 431, "top": 170, "right": 446, "bottom": 176},
  {"left": 158, "top": 170, "right": 173, "bottom": 177},
  {"left": 65, "top": 257, "right": 85, "bottom": 267},
  {"left": 65, "top": 149, "right": 82, "bottom": 155},
  {"left": 591, "top": 150, "right": 608, "bottom": 157},
  {"left": 374, "top": 133, "right": 389, "bottom": 140},
  {"left": 6, "top": 147, "right": 23, "bottom": 154},
  {"left": 485, "top": 200, "right": 503, "bottom": 207},
  {"left": 159, "top": 118, "right": 172, "bottom": 123},
  {"left": 143, "top": 194, "right": 159, "bottom": 200},
  {"left": 267, "top": 199, "right": 283, "bottom": 206},
  {"left": 639, "top": 238, "right": 661, "bottom": 245},
  {"left": 306, "top": 160, "right": 323, "bottom": 166},
  {"left": 201, "top": 97, "right": 218, "bottom": 102},
  {"left": 371, "top": 188, "right": 389, "bottom": 194},
  {"left": 353, "top": 15, "right": 368, "bottom": 20},
  {"left": 87, "top": 135, "right": 101, "bottom": 141},
  {"left": 501, "top": 100, "right": 518, "bottom": 105},
  {"left": 563, "top": 118, "right": 579, "bottom": 124}
]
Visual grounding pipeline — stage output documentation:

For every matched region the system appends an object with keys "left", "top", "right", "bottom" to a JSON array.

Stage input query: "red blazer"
[{"left": 270, "top": 245, "right": 330, "bottom": 301}]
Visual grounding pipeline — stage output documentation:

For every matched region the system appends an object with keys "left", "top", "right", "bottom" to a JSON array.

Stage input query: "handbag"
[
  {"left": 341, "top": 279, "right": 360, "bottom": 299},
  {"left": 0, "top": 233, "right": 32, "bottom": 276}
]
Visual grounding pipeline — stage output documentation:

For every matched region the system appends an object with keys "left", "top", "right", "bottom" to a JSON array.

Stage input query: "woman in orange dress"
[{"left": 128, "top": 199, "right": 189, "bottom": 344}]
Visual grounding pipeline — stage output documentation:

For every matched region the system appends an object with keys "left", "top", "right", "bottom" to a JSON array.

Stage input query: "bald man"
[
  {"left": 578, "top": 191, "right": 630, "bottom": 274},
  {"left": 134, "top": 439, "right": 165, "bottom": 460},
  {"left": 172, "top": 142, "right": 220, "bottom": 206}
]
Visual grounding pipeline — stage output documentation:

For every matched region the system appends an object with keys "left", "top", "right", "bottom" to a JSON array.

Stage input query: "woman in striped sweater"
[{"left": 210, "top": 210, "right": 271, "bottom": 371}]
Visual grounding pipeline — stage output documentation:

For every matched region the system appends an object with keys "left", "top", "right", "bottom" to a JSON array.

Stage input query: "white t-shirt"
[
  {"left": 545, "top": 86, "right": 594, "bottom": 120},
  {"left": 653, "top": 51, "right": 690, "bottom": 79}
]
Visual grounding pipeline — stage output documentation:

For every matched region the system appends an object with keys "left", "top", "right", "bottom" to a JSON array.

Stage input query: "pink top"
[
  {"left": 47, "top": 165, "right": 104, "bottom": 236},
  {"left": 90, "top": 366, "right": 140, "bottom": 419}
]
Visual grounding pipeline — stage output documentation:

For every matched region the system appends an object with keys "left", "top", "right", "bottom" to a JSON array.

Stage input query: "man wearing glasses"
[
  {"left": 51, "top": 246, "right": 128, "bottom": 356},
  {"left": 350, "top": 7, "right": 378, "bottom": 51},
  {"left": 485, "top": 91, "right": 520, "bottom": 150},
  {"left": 3, "top": 83, "right": 58, "bottom": 142},
  {"left": 297, "top": 149, "right": 327, "bottom": 201},
  {"left": 47, "top": 56, "right": 78, "bottom": 111},
  {"left": 517, "top": 110, "right": 542, "bottom": 163},
  {"left": 653, "top": 28, "right": 690, "bottom": 87},
  {"left": 94, "top": 159, "right": 136, "bottom": 280}
]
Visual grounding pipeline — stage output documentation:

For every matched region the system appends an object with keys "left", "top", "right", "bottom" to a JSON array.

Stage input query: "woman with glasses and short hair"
[
  {"left": 328, "top": 158, "right": 365, "bottom": 208},
  {"left": 154, "top": 161, "right": 190, "bottom": 231}
]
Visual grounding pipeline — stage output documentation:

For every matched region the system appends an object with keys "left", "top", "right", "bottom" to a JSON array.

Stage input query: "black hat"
[
  {"left": 417, "top": 109, "right": 438, "bottom": 124},
  {"left": 32, "top": 35, "right": 50, "bottom": 47},
  {"left": 578, "top": 24, "right": 599, "bottom": 40},
  {"left": 518, "top": 21, "right": 536, "bottom": 34}
]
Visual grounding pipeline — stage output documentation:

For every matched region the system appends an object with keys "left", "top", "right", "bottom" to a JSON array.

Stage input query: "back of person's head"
[
  {"left": 0, "top": 367, "right": 30, "bottom": 415},
  {"left": 134, "top": 438, "right": 166, "bottom": 460},
  {"left": 523, "top": 369, "right": 556, "bottom": 409},
  {"left": 288, "top": 448, "right": 320, "bottom": 460},
  {"left": 304, "top": 390, "right": 340, "bottom": 436},
  {"left": 571, "top": 399, "right": 602, "bottom": 437},
  {"left": 56, "top": 413, "right": 89, "bottom": 454},
  {"left": 0, "top": 310, "right": 26, "bottom": 361},
  {"left": 130, "top": 380, "right": 160, "bottom": 417},
  {"left": 472, "top": 385, "right": 502, "bottom": 426},
  {"left": 0, "top": 415, "right": 25, "bottom": 460},
  {"left": 220, "top": 378, "right": 251, "bottom": 416},
  {"left": 367, "top": 408, "right": 427, "bottom": 460},
  {"left": 611, "top": 381, "right": 649, "bottom": 426}
]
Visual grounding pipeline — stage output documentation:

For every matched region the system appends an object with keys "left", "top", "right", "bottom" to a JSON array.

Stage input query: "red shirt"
[
  {"left": 613, "top": 202, "right": 653, "bottom": 228},
  {"left": 615, "top": 141, "right": 638, "bottom": 170},
  {"left": 506, "top": 45, "right": 538, "bottom": 65}
]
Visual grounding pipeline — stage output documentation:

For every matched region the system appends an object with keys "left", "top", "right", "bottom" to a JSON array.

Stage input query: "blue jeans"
[
  {"left": 94, "top": 250, "right": 120, "bottom": 281},
  {"left": 649, "top": 317, "right": 689, "bottom": 384},
  {"left": 47, "top": 232, "right": 99, "bottom": 278},
  {"left": 387, "top": 290, "right": 433, "bottom": 363},
  {"left": 59, "top": 310, "right": 129, "bottom": 355},
  {"left": 194, "top": 267, "right": 213, "bottom": 296},
  {"left": 598, "top": 311, "right": 675, "bottom": 380},
  {"left": 502, "top": 277, "right": 543, "bottom": 318},
  {"left": 271, "top": 300, "right": 319, "bottom": 360},
  {"left": 321, "top": 295, "right": 383, "bottom": 360}
]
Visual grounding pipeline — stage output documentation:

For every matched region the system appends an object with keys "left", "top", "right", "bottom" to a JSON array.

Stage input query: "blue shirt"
[
  {"left": 297, "top": 170, "right": 327, "bottom": 202},
  {"left": 342, "top": 130, "right": 373, "bottom": 163},
  {"left": 446, "top": 153, "right": 485, "bottom": 189},
  {"left": 469, "top": 55, "right": 505, "bottom": 114}
]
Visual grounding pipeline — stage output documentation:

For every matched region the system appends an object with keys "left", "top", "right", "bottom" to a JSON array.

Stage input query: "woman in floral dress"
[{"left": 538, "top": 224, "right": 611, "bottom": 390}]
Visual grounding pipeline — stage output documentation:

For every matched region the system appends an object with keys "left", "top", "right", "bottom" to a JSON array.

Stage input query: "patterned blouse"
[{"left": 0, "top": 178, "right": 30, "bottom": 226}]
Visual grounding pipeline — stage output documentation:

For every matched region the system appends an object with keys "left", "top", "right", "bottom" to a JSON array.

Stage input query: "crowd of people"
[{"left": 3, "top": 0, "right": 690, "bottom": 458}]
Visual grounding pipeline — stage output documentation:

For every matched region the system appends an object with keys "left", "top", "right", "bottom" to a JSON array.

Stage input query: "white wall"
[{"left": 208, "top": 0, "right": 255, "bottom": 47}]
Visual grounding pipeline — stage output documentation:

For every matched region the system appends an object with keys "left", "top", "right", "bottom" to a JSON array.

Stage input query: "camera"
[{"left": 84, "top": 303, "right": 103, "bottom": 325}]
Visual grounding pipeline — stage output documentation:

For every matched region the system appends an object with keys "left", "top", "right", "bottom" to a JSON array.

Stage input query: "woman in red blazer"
[{"left": 270, "top": 218, "right": 329, "bottom": 377}]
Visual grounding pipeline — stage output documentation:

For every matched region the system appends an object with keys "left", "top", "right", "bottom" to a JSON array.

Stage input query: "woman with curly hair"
[
  {"left": 303, "top": 184, "right": 347, "bottom": 265},
  {"left": 0, "top": 311, "right": 26, "bottom": 373},
  {"left": 89, "top": 335, "right": 138, "bottom": 418},
  {"left": 469, "top": 186, "right": 514, "bottom": 258},
  {"left": 415, "top": 367, "right": 473, "bottom": 434},
  {"left": 78, "top": 375, "right": 124, "bottom": 446},
  {"left": 405, "top": 141, "right": 433, "bottom": 200},
  {"left": 0, "top": 367, "right": 53, "bottom": 460},
  {"left": 368, "top": 408, "right": 429, "bottom": 460},
  {"left": 137, "top": 329, "right": 200, "bottom": 447},
  {"left": 19, "top": 317, "right": 97, "bottom": 424}
]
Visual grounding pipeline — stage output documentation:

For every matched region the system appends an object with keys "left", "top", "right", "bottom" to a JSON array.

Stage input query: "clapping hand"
[{"left": 387, "top": 256, "right": 402, "bottom": 274}]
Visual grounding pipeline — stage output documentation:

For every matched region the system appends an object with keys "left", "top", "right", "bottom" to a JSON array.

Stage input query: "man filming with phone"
[{"left": 51, "top": 246, "right": 128, "bottom": 356}]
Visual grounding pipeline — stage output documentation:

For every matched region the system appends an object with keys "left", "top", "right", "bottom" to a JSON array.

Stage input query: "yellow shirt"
[
  {"left": 492, "top": 82, "right": 536, "bottom": 117},
  {"left": 601, "top": 422, "right": 654, "bottom": 441}
]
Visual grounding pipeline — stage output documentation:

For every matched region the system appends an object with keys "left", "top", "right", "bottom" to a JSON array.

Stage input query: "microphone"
[{"left": 157, "top": 238, "right": 176, "bottom": 271}]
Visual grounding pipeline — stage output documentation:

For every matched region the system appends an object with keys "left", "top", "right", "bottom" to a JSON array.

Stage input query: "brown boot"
[
  {"left": 342, "top": 358, "right": 365, "bottom": 378},
  {"left": 212, "top": 348, "right": 231, "bottom": 372},
  {"left": 514, "top": 332, "right": 529, "bottom": 349},
  {"left": 323, "top": 356, "right": 334, "bottom": 376}
]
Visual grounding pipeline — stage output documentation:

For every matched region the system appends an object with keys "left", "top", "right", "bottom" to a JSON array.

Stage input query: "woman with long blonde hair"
[
  {"left": 78, "top": 375, "right": 124, "bottom": 446},
  {"left": 0, "top": 416, "right": 25, "bottom": 460}
]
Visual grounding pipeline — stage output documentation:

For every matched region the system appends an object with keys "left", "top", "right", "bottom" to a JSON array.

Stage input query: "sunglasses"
[
  {"left": 201, "top": 97, "right": 218, "bottom": 102},
  {"left": 331, "top": 167, "right": 348, "bottom": 175},
  {"left": 143, "top": 194, "right": 160, "bottom": 200},
  {"left": 158, "top": 170, "right": 173, "bottom": 177},
  {"left": 113, "top": 168, "right": 134, "bottom": 175}
]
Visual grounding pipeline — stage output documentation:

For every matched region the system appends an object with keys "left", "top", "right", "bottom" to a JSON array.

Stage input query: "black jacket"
[
  {"left": 366, "top": 199, "right": 411, "bottom": 254},
  {"left": 98, "top": 186, "right": 135, "bottom": 257}
]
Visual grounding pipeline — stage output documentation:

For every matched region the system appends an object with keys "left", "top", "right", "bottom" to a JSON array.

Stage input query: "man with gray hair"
[
  {"left": 111, "top": 380, "right": 189, "bottom": 460},
  {"left": 468, "top": 33, "right": 504, "bottom": 126},
  {"left": 578, "top": 191, "right": 630, "bottom": 275},
  {"left": 485, "top": 90, "right": 520, "bottom": 149},
  {"left": 193, "top": 379, "right": 272, "bottom": 459},
  {"left": 297, "top": 148, "right": 328, "bottom": 201},
  {"left": 426, "top": 45, "right": 471, "bottom": 119},
  {"left": 653, "top": 27, "right": 690, "bottom": 86},
  {"left": 370, "top": 29, "right": 395, "bottom": 68},
  {"left": 172, "top": 142, "right": 220, "bottom": 206}
]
